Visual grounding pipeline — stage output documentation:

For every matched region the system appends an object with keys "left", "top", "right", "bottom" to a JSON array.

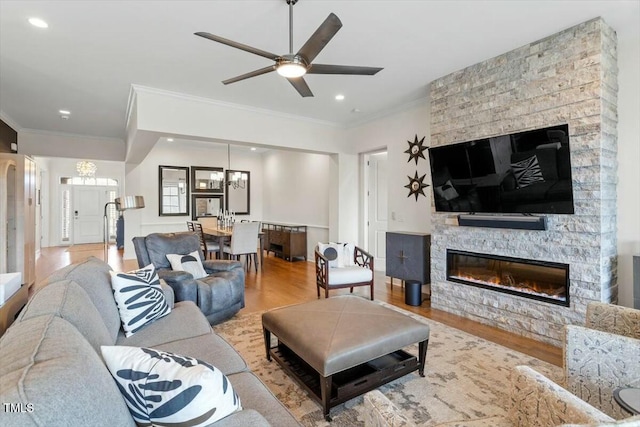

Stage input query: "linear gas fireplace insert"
[{"left": 446, "top": 250, "right": 570, "bottom": 306}]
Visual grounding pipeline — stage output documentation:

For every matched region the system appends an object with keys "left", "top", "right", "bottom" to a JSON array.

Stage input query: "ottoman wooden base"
[{"left": 262, "top": 295, "right": 430, "bottom": 421}]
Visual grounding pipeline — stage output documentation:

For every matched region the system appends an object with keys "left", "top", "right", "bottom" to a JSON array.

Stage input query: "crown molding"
[
  {"left": 0, "top": 110, "right": 22, "bottom": 132},
  {"left": 19, "top": 128, "right": 124, "bottom": 144},
  {"left": 130, "top": 84, "right": 342, "bottom": 129}
]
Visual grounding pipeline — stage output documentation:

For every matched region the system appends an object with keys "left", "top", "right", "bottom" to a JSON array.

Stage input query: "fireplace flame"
[{"left": 451, "top": 272, "right": 566, "bottom": 301}]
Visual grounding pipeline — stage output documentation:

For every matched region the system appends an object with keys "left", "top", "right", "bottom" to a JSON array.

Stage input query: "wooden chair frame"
[{"left": 315, "top": 245, "right": 374, "bottom": 300}]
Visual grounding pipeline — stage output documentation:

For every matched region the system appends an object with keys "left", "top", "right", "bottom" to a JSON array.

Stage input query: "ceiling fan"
[{"left": 195, "top": 0, "right": 383, "bottom": 97}]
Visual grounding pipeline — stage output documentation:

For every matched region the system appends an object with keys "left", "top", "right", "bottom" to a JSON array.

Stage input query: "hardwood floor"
[{"left": 35, "top": 244, "right": 563, "bottom": 367}]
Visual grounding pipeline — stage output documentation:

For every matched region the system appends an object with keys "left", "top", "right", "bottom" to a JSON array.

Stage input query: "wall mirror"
[
  {"left": 192, "top": 195, "right": 223, "bottom": 220},
  {"left": 225, "top": 170, "right": 250, "bottom": 215},
  {"left": 191, "top": 166, "right": 224, "bottom": 193},
  {"left": 159, "top": 165, "right": 189, "bottom": 216}
]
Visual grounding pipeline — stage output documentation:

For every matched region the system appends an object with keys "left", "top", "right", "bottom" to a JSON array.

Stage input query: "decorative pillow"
[
  {"left": 340, "top": 242, "right": 356, "bottom": 267},
  {"left": 110, "top": 265, "right": 171, "bottom": 337},
  {"left": 166, "top": 251, "right": 207, "bottom": 279},
  {"left": 435, "top": 180, "right": 459, "bottom": 201},
  {"left": 318, "top": 242, "right": 343, "bottom": 268},
  {"left": 511, "top": 155, "right": 545, "bottom": 188},
  {"left": 101, "top": 346, "right": 242, "bottom": 427}
]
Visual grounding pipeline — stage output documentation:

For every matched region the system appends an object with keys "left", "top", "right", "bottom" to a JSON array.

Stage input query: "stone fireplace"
[
  {"left": 446, "top": 250, "right": 570, "bottom": 307},
  {"left": 429, "top": 18, "right": 618, "bottom": 346}
]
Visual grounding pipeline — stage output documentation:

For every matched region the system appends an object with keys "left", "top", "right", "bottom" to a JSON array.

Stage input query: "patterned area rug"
[{"left": 213, "top": 302, "right": 563, "bottom": 427}]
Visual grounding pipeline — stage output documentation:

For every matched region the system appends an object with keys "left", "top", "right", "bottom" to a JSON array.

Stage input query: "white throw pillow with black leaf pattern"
[
  {"left": 101, "top": 346, "right": 242, "bottom": 427},
  {"left": 166, "top": 251, "right": 207, "bottom": 279},
  {"left": 110, "top": 264, "right": 171, "bottom": 337}
]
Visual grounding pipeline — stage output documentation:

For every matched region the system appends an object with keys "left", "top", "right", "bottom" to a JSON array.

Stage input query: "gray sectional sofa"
[{"left": 0, "top": 256, "right": 300, "bottom": 427}]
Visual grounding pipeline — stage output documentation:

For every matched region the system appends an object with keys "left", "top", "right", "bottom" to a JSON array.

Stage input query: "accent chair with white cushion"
[
  {"left": 315, "top": 242, "right": 374, "bottom": 300},
  {"left": 564, "top": 302, "right": 640, "bottom": 420}
]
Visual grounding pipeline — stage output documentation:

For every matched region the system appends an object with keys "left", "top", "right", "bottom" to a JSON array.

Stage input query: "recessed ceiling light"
[
  {"left": 166, "top": 138, "right": 174, "bottom": 142},
  {"left": 335, "top": 94, "right": 345, "bottom": 101},
  {"left": 250, "top": 147, "right": 257, "bottom": 151},
  {"left": 28, "top": 17, "right": 48, "bottom": 28},
  {"left": 58, "top": 109, "right": 71, "bottom": 115}
]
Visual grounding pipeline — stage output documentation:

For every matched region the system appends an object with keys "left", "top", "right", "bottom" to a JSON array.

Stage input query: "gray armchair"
[
  {"left": 564, "top": 302, "right": 640, "bottom": 419},
  {"left": 132, "top": 232, "right": 245, "bottom": 325}
]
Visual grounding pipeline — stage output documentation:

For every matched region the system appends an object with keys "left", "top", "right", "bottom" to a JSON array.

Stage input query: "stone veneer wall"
[{"left": 429, "top": 18, "right": 618, "bottom": 346}]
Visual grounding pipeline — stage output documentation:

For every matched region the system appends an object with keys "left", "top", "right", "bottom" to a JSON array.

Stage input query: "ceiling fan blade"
[
  {"left": 222, "top": 65, "right": 276, "bottom": 85},
  {"left": 287, "top": 77, "right": 314, "bottom": 97},
  {"left": 195, "top": 32, "right": 280, "bottom": 61},
  {"left": 307, "top": 64, "right": 383, "bottom": 75},
  {"left": 296, "top": 13, "right": 342, "bottom": 64}
]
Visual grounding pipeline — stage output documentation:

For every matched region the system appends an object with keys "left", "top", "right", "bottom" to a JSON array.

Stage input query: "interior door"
[
  {"left": 366, "top": 152, "right": 388, "bottom": 269},
  {"left": 72, "top": 186, "right": 106, "bottom": 244}
]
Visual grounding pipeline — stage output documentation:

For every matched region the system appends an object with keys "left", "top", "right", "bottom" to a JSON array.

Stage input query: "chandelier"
[
  {"left": 76, "top": 161, "right": 97, "bottom": 177},
  {"left": 228, "top": 171, "right": 248, "bottom": 189}
]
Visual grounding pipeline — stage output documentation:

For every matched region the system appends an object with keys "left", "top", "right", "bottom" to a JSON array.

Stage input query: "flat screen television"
[{"left": 428, "top": 124, "right": 574, "bottom": 214}]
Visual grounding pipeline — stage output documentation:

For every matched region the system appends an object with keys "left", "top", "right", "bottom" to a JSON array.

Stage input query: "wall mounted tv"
[{"left": 428, "top": 124, "right": 574, "bottom": 214}]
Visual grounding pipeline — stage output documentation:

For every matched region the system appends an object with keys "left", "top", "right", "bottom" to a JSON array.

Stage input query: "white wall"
[
  {"left": 20, "top": 130, "right": 125, "bottom": 161},
  {"left": 262, "top": 149, "right": 331, "bottom": 256},
  {"left": 122, "top": 139, "right": 264, "bottom": 258},
  {"left": 615, "top": 28, "right": 640, "bottom": 308},
  {"left": 345, "top": 100, "right": 431, "bottom": 237}
]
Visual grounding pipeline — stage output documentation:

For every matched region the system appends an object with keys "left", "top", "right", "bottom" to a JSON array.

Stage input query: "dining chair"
[
  {"left": 186, "top": 221, "right": 195, "bottom": 232},
  {"left": 191, "top": 222, "right": 220, "bottom": 259},
  {"left": 223, "top": 221, "right": 260, "bottom": 272}
]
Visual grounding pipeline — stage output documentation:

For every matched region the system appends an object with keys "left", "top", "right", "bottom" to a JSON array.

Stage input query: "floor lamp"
[{"left": 103, "top": 196, "right": 145, "bottom": 262}]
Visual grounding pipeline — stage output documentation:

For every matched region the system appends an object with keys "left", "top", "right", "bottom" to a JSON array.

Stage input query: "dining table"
[{"left": 201, "top": 224, "right": 265, "bottom": 269}]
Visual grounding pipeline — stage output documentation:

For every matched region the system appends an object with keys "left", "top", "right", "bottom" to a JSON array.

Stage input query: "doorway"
[
  {"left": 364, "top": 151, "right": 388, "bottom": 269},
  {"left": 59, "top": 177, "right": 118, "bottom": 245}
]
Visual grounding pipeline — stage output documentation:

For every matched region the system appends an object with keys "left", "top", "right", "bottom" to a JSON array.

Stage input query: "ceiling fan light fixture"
[{"left": 276, "top": 62, "right": 307, "bottom": 78}]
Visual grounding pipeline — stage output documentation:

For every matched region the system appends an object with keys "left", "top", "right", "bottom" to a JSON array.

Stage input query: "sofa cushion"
[
  {"left": 154, "top": 332, "right": 248, "bottom": 376},
  {"left": 0, "top": 315, "right": 135, "bottom": 427},
  {"left": 110, "top": 264, "right": 171, "bottom": 337},
  {"left": 116, "top": 300, "right": 212, "bottom": 347},
  {"left": 40, "top": 256, "right": 122, "bottom": 342},
  {"left": 101, "top": 346, "right": 242, "bottom": 427},
  {"left": 17, "top": 280, "right": 114, "bottom": 352},
  {"left": 167, "top": 250, "right": 207, "bottom": 279},
  {"left": 145, "top": 232, "right": 201, "bottom": 270},
  {"left": 210, "top": 409, "right": 271, "bottom": 427},
  {"left": 228, "top": 371, "right": 300, "bottom": 427}
]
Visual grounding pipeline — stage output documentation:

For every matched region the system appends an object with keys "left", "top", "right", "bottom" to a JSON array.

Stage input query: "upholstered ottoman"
[{"left": 262, "top": 295, "right": 430, "bottom": 420}]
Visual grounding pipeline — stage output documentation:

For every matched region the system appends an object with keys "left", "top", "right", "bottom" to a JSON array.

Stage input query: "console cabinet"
[
  {"left": 385, "top": 232, "right": 431, "bottom": 285},
  {"left": 262, "top": 222, "right": 307, "bottom": 262}
]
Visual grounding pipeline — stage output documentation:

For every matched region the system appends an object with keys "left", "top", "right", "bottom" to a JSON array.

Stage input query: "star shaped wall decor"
[
  {"left": 405, "top": 172, "right": 429, "bottom": 200},
  {"left": 404, "top": 135, "right": 428, "bottom": 165}
]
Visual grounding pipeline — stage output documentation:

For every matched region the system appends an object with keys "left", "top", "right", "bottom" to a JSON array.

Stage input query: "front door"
[
  {"left": 366, "top": 152, "right": 388, "bottom": 269},
  {"left": 72, "top": 186, "right": 107, "bottom": 244}
]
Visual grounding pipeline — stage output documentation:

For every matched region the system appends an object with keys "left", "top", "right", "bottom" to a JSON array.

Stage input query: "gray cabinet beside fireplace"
[{"left": 385, "top": 232, "right": 431, "bottom": 284}]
